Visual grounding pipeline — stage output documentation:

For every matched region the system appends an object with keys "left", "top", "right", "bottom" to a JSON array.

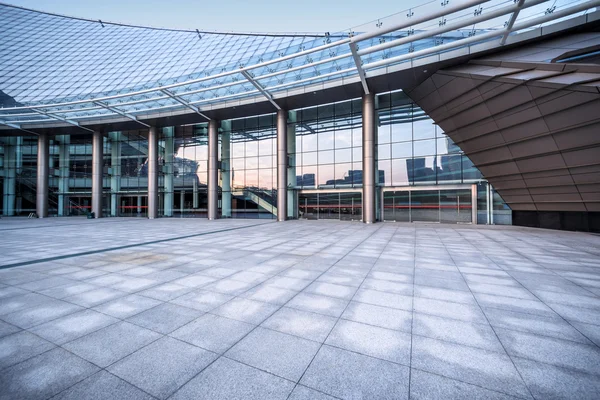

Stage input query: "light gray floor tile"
[
  {"left": 0, "top": 320, "right": 21, "bottom": 339},
  {"left": 213, "top": 298, "right": 278, "bottom": 324},
  {"left": 202, "top": 279, "right": 256, "bottom": 295},
  {"left": 0, "top": 330, "right": 55, "bottom": 370},
  {"left": 0, "top": 347, "right": 99, "bottom": 400},
  {"left": 51, "top": 370, "right": 154, "bottom": 400},
  {"left": 300, "top": 345, "right": 409, "bottom": 400},
  {"left": 171, "top": 356, "right": 294, "bottom": 400},
  {"left": 170, "top": 313, "right": 254, "bottom": 353},
  {"left": 286, "top": 292, "right": 349, "bottom": 317},
  {"left": 170, "top": 289, "right": 233, "bottom": 311},
  {"left": 495, "top": 327, "right": 600, "bottom": 376},
  {"left": 1, "top": 299, "right": 83, "bottom": 329},
  {"left": 127, "top": 303, "right": 202, "bottom": 334},
  {"left": 63, "top": 287, "right": 128, "bottom": 307},
  {"left": 262, "top": 307, "right": 337, "bottom": 342},
  {"left": 326, "top": 319, "right": 411, "bottom": 365},
  {"left": 513, "top": 356, "right": 600, "bottom": 400},
  {"left": 361, "top": 278, "right": 413, "bottom": 295},
  {"left": 342, "top": 301, "right": 412, "bottom": 332},
  {"left": 0, "top": 292, "right": 52, "bottom": 316},
  {"left": 137, "top": 283, "right": 194, "bottom": 301},
  {"left": 63, "top": 321, "right": 161, "bottom": 367},
  {"left": 413, "top": 313, "right": 504, "bottom": 352},
  {"left": 108, "top": 336, "right": 217, "bottom": 400},
  {"left": 410, "top": 369, "right": 519, "bottom": 400},
  {"left": 414, "top": 297, "right": 488, "bottom": 323},
  {"left": 287, "top": 385, "right": 338, "bottom": 400},
  {"left": 411, "top": 335, "right": 531, "bottom": 399},
  {"left": 30, "top": 309, "right": 119, "bottom": 345},
  {"left": 484, "top": 307, "right": 592, "bottom": 344},
  {"left": 226, "top": 327, "right": 320, "bottom": 381},
  {"left": 92, "top": 294, "right": 162, "bottom": 319},
  {"left": 353, "top": 288, "right": 412, "bottom": 311},
  {"left": 39, "top": 282, "right": 100, "bottom": 300},
  {"left": 241, "top": 284, "right": 298, "bottom": 305}
]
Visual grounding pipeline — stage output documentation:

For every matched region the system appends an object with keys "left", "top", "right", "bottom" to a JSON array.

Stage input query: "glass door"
[{"left": 411, "top": 190, "right": 440, "bottom": 222}]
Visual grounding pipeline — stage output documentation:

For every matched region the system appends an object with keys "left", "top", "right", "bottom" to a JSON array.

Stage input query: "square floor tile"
[
  {"left": 242, "top": 284, "right": 298, "bottom": 305},
  {"left": 0, "top": 330, "right": 55, "bottom": 370},
  {"left": 0, "top": 347, "right": 99, "bottom": 400},
  {"left": 170, "top": 289, "right": 233, "bottom": 311},
  {"left": 342, "top": 301, "right": 412, "bottom": 332},
  {"left": 226, "top": 327, "right": 320, "bottom": 382},
  {"left": 286, "top": 292, "right": 348, "bottom": 317},
  {"left": 30, "top": 309, "right": 119, "bottom": 345},
  {"left": 213, "top": 298, "right": 278, "bottom": 324},
  {"left": 1, "top": 299, "right": 83, "bottom": 329},
  {"left": 64, "top": 287, "right": 128, "bottom": 307},
  {"left": 300, "top": 345, "right": 409, "bottom": 400},
  {"left": 127, "top": 303, "right": 202, "bottom": 334},
  {"left": 353, "top": 288, "right": 412, "bottom": 311},
  {"left": 108, "top": 336, "right": 217, "bottom": 399},
  {"left": 63, "top": 321, "right": 161, "bottom": 367},
  {"left": 326, "top": 319, "right": 411, "bottom": 365},
  {"left": 170, "top": 313, "right": 254, "bottom": 353},
  {"left": 262, "top": 307, "right": 337, "bottom": 342},
  {"left": 411, "top": 335, "right": 530, "bottom": 398},
  {"left": 92, "top": 294, "right": 162, "bottom": 319},
  {"left": 0, "top": 320, "right": 20, "bottom": 339},
  {"left": 171, "top": 356, "right": 294, "bottom": 400},
  {"left": 52, "top": 370, "right": 154, "bottom": 400},
  {"left": 305, "top": 282, "right": 357, "bottom": 300},
  {"left": 410, "top": 369, "right": 517, "bottom": 400},
  {"left": 138, "top": 283, "right": 193, "bottom": 301}
]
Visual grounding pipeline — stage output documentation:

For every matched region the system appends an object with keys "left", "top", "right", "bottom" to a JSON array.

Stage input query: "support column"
[
  {"left": 471, "top": 183, "right": 478, "bottom": 225},
  {"left": 109, "top": 132, "right": 121, "bottom": 217},
  {"left": 58, "top": 135, "right": 70, "bottom": 216},
  {"left": 2, "top": 137, "right": 17, "bottom": 216},
  {"left": 287, "top": 111, "right": 297, "bottom": 219},
  {"left": 163, "top": 127, "right": 174, "bottom": 217},
  {"left": 91, "top": 131, "right": 104, "bottom": 218},
  {"left": 221, "top": 121, "right": 232, "bottom": 218},
  {"left": 207, "top": 120, "right": 219, "bottom": 220},
  {"left": 192, "top": 178, "right": 198, "bottom": 209},
  {"left": 36, "top": 134, "right": 49, "bottom": 218},
  {"left": 148, "top": 127, "right": 159, "bottom": 219},
  {"left": 277, "top": 109, "right": 287, "bottom": 221},
  {"left": 362, "top": 93, "right": 376, "bottom": 223}
]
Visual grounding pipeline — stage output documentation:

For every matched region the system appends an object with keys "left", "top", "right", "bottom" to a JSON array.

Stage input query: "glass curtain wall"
[
  {"left": 224, "top": 115, "right": 276, "bottom": 219},
  {"left": 1, "top": 136, "right": 36, "bottom": 216}
]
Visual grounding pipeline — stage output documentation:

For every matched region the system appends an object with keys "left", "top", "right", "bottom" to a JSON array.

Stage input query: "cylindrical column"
[
  {"left": 207, "top": 120, "right": 219, "bottom": 220},
  {"left": 36, "top": 134, "right": 49, "bottom": 218},
  {"left": 91, "top": 131, "right": 104, "bottom": 218},
  {"left": 277, "top": 110, "right": 288, "bottom": 221},
  {"left": 148, "top": 126, "right": 159, "bottom": 219},
  {"left": 163, "top": 127, "right": 174, "bottom": 217},
  {"left": 362, "top": 93, "right": 376, "bottom": 223},
  {"left": 471, "top": 183, "right": 478, "bottom": 224},
  {"left": 110, "top": 132, "right": 121, "bottom": 217}
]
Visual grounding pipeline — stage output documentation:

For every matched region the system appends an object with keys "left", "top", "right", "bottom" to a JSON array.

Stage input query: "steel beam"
[
  {"left": 160, "top": 89, "right": 211, "bottom": 121},
  {"left": 93, "top": 101, "right": 150, "bottom": 128},
  {"left": 349, "top": 42, "right": 370, "bottom": 95},
  {"left": 240, "top": 70, "right": 281, "bottom": 110}
]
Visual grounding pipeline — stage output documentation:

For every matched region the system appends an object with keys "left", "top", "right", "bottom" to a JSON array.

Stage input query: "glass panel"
[
  {"left": 318, "top": 192, "right": 339, "bottom": 220},
  {"left": 340, "top": 192, "right": 361, "bottom": 221},
  {"left": 411, "top": 190, "right": 439, "bottom": 222}
]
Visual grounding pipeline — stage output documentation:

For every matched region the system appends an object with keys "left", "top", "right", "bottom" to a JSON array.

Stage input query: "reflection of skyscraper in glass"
[
  {"left": 297, "top": 174, "right": 315, "bottom": 186},
  {"left": 324, "top": 169, "right": 384, "bottom": 186}
]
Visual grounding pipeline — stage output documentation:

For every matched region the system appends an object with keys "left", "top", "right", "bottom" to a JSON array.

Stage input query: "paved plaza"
[{"left": 0, "top": 218, "right": 599, "bottom": 399}]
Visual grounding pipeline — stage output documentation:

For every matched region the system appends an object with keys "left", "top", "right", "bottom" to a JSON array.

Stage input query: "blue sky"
[{"left": 5, "top": 0, "right": 422, "bottom": 33}]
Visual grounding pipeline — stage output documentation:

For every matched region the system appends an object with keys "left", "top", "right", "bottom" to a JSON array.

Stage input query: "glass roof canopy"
[{"left": 0, "top": 0, "right": 597, "bottom": 132}]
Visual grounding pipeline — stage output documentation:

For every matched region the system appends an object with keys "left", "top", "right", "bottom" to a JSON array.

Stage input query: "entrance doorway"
[
  {"left": 382, "top": 185, "right": 476, "bottom": 223},
  {"left": 298, "top": 190, "right": 362, "bottom": 221}
]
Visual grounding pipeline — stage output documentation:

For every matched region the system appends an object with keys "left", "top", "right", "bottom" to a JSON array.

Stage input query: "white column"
[
  {"left": 148, "top": 127, "right": 158, "bottom": 219},
  {"left": 37, "top": 134, "right": 49, "bottom": 218},
  {"left": 276, "top": 110, "right": 287, "bottom": 221},
  {"left": 362, "top": 93, "right": 376, "bottom": 223},
  {"left": 207, "top": 120, "right": 219, "bottom": 220}
]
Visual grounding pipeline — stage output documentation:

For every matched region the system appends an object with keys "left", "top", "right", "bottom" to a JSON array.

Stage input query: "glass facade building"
[{"left": 1, "top": 1, "right": 594, "bottom": 226}]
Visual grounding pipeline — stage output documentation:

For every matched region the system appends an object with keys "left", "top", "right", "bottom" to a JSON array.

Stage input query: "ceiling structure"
[{"left": 1, "top": 0, "right": 599, "bottom": 134}]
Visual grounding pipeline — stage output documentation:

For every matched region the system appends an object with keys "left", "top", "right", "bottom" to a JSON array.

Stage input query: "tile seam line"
[{"left": 0, "top": 221, "right": 273, "bottom": 271}]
